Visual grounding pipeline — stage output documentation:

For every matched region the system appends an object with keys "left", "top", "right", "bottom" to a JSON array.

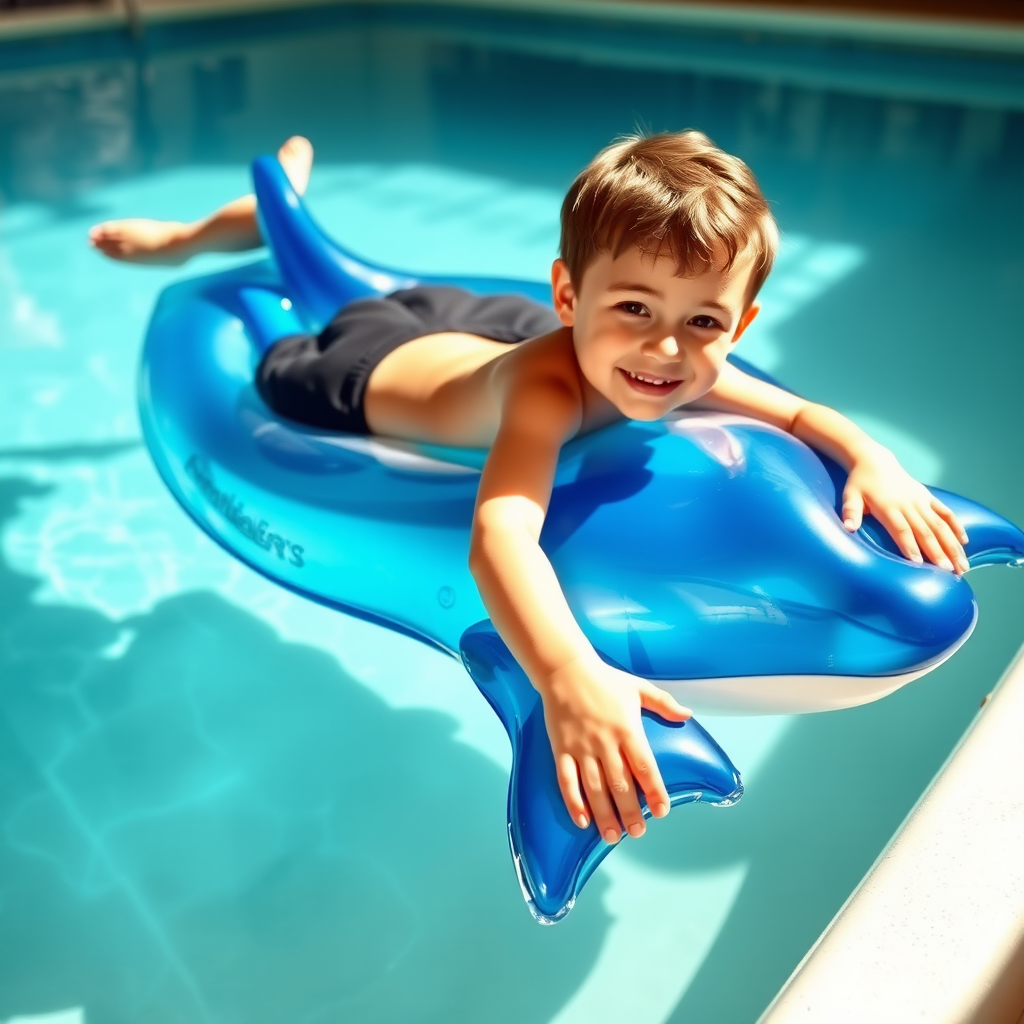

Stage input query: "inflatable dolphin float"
[{"left": 138, "top": 155, "right": 1024, "bottom": 922}]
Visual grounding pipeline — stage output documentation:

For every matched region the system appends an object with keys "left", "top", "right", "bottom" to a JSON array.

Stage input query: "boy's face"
[{"left": 552, "top": 245, "right": 759, "bottom": 421}]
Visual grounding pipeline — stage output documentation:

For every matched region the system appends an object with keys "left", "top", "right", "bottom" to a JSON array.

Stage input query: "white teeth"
[{"left": 627, "top": 370, "right": 670, "bottom": 386}]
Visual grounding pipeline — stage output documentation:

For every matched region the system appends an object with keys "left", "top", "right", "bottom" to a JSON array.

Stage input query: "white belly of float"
[{"left": 663, "top": 622, "right": 974, "bottom": 716}]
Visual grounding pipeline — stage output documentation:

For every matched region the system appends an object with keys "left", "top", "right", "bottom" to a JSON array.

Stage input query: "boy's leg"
[{"left": 88, "top": 136, "right": 313, "bottom": 265}]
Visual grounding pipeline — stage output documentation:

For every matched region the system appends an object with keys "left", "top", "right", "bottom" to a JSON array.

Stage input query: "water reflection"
[
  {"left": 0, "top": 65, "right": 140, "bottom": 201},
  {"left": 0, "top": 8, "right": 1021, "bottom": 205}
]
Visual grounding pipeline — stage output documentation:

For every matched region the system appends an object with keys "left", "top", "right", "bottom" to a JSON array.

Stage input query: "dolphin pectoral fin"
[
  {"left": 856, "top": 486, "right": 1024, "bottom": 570},
  {"left": 250, "top": 155, "right": 419, "bottom": 331},
  {"left": 460, "top": 622, "right": 742, "bottom": 923}
]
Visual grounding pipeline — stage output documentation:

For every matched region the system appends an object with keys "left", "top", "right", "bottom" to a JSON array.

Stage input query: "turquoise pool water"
[{"left": 1, "top": 6, "right": 1022, "bottom": 1022}]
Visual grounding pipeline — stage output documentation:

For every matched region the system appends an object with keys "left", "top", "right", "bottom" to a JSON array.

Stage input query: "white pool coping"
[
  {"left": 759, "top": 640, "right": 1024, "bottom": 1024},
  {"left": 2, "top": 0, "right": 1024, "bottom": 55}
]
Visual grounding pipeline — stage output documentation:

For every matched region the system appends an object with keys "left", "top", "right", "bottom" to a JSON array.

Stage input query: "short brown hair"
[{"left": 560, "top": 130, "right": 778, "bottom": 302}]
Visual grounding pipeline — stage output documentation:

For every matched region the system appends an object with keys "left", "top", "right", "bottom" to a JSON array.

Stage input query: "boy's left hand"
[{"left": 841, "top": 448, "right": 969, "bottom": 574}]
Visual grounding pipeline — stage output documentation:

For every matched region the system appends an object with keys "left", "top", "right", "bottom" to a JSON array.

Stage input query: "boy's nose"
[{"left": 650, "top": 335, "right": 681, "bottom": 359}]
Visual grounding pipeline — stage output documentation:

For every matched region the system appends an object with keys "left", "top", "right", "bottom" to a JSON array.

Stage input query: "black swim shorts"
[{"left": 255, "top": 285, "right": 561, "bottom": 434}]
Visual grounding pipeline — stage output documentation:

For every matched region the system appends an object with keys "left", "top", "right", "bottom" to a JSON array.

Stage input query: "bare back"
[{"left": 363, "top": 327, "right": 619, "bottom": 448}]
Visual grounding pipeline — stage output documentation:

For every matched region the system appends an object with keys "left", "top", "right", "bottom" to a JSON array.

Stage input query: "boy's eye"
[
  {"left": 617, "top": 301, "right": 650, "bottom": 317},
  {"left": 690, "top": 315, "right": 723, "bottom": 330}
]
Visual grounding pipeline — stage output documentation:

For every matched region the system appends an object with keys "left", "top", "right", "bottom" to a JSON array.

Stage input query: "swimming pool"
[{"left": 1, "top": 4, "right": 1022, "bottom": 1022}]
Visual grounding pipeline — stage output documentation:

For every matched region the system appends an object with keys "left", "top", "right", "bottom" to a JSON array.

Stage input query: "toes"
[
  {"left": 281, "top": 135, "right": 313, "bottom": 158},
  {"left": 90, "top": 230, "right": 123, "bottom": 255},
  {"left": 278, "top": 136, "right": 314, "bottom": 194},
  {"left": 89, "top": 223, "right": 126, "bottom": 246},
  {"left": 89, "top": 234, "right": 117, "bottom": 255}
]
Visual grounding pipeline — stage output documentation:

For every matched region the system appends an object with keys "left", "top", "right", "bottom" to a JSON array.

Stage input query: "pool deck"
[{"left": 760, "top": 641, "right": 1024, "bottom": 1024}]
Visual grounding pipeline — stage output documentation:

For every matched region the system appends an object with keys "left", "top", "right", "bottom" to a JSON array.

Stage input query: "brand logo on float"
[{"left": 186, "top": 454, "right": 305, "bottom": 568}]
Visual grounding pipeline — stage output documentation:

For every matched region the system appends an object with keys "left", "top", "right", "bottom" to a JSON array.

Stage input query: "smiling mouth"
[{"left": 619, "top": 367, "right": 683, "bottom": 395}]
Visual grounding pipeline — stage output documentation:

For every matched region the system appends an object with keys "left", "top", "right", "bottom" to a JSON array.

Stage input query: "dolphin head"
[{"left": 541, "top": 413, "right": 1022, "bottom": 712}]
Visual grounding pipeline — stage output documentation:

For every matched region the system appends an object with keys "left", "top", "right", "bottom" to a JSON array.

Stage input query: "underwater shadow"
[{"left": 0, "top": 473, "right": 608, "bottom": 1024}]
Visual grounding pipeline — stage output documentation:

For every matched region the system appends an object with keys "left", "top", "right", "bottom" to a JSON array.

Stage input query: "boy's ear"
[
  {"left": 731, "top": 303, "right": 760, "bottom": 344},
  {"left": 551, "top": 259, "right": 577, "bottom": 327}
]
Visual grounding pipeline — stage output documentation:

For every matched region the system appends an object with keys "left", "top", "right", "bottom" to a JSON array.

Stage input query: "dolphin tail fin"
[
  {"left": 460, "top": 620, "right": 742, "bottom": 923},
  {"left": 250, "top": 155, "right": 418, "bottom": 332},
  {"left": 460, "top": 620, "right": 541, "bottom": 744}
]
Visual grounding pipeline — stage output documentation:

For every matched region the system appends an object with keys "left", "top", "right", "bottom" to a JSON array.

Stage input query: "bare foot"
[
  {"left": 278, "top": 135, "right": 313, "bottom": 196},
  {"left": 88, "top": 218, "right": 196, "bottom": 265},
  {"left": 88, "top": 136, "right": 313, "bottom": 265}
]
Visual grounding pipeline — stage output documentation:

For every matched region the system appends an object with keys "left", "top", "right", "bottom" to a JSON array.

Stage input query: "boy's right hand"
[{"left": 539, "top": 655, "right": 692, "bottom": 843}]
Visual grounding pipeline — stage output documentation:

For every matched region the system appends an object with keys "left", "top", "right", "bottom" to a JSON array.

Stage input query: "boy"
[{"left": 91, "top": 131, "right": 968, "bottom": 847}]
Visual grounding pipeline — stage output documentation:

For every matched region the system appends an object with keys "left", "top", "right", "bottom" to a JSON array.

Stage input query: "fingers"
[
  {"left": 579, "top": 747, "right": 654, "bottom": 843},
  {"left": 905, "top": 508, "right": 956, "bottom": 572},
  {"left": 623, "top": 735, "right": 671, "bottom": 820},
  {"left": 873, "top": 506, "right": 922, "bottom": 563},
  {"left": 550, "top": 675, "right": 685, "bottom": 842},
  {"left": 932, "top": 496, "right": 969, "bottom": 546},
  {"left": 602, "top": 748, "right": 648, "bottom": 839},
  {"left": 556, "top": 753, "right": 590, "bottom": 829},
  {"left": 921, "top": 507, "right": 969, "bottom": 574},
  {"left": 579, "top": 755, "right": 624, "bottom": 844},
  {"left": 638, "top": 680, "right": 691, "bottom": 722},
  {"left": 842, "top": 487, "right": 865, "bottom": 531},
  {"left": 874, "top": 502, "right": 968, "bottom": 573},
  {"left": 585, "top": 745, "right": 647, "bottom": 839}
]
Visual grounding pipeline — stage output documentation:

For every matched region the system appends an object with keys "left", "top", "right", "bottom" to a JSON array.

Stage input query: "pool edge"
[
  {"left": 2, "top": 0, "right": 1024, "bottom": 54},
  {"left": 759, "top": 638, "right": 1024, "bottom": 1024}
]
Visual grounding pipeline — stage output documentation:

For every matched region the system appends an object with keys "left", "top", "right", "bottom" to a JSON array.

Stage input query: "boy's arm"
[
  {"left": 470, "top": 374, "right": 690, "bottom": 843},
  {"left": 695, "top": 362, "right": 969, "bottom": 572}
]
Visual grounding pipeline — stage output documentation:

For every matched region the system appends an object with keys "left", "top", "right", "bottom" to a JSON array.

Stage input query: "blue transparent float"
[{"left": 139, "top": 156, "right": 1024, "bottom": 922}]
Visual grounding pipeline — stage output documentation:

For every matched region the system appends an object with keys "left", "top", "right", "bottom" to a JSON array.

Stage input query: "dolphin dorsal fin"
[{"left": 251, "top": 155, "right": 418, "bottom": 331}]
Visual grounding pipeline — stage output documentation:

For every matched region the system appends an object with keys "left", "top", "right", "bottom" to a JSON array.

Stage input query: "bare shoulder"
[
  {"left": 478, "top": 328, "right": 582, "bottom": 512},
  {"left": 495, "top": 327, "right": 584, "bottom": 443}
]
